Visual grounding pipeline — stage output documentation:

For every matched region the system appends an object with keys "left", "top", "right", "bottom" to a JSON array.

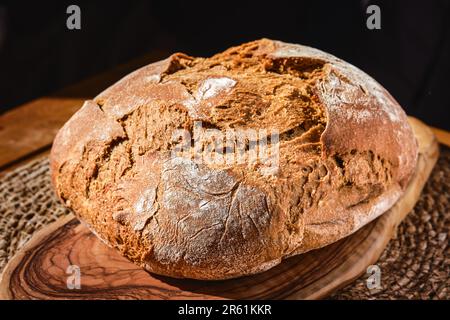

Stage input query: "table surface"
[{"left": 0, "top": 52, "right": 449, "bottom": 177}]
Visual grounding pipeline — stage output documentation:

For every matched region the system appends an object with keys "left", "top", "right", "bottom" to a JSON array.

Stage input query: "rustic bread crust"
[{"left": 50, "top": 39, "right": 418, "bottom": 280}]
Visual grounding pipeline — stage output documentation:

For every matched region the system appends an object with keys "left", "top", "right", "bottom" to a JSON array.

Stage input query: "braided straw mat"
[{"left": 0, "top": 146, "right": 448, "bottom": 300}]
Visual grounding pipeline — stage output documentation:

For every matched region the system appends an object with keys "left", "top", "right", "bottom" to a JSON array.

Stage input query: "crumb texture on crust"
[{"left": 50, "top": 39, "right": 418, "bottom": 279}]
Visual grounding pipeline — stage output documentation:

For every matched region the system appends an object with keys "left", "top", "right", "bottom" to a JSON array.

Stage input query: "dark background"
[{"left": 0, "top": 0, "right": 449, "bottom": 130}]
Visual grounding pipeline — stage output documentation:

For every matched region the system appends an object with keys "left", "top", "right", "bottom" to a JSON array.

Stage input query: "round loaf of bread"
[{"left": 50, "top": 39, "right": 418, "bottom": 280}]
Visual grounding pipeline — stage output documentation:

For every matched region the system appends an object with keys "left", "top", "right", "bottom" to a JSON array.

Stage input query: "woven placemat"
[{"left": 0, "top": 146, "right": 448, "bottom": 299}]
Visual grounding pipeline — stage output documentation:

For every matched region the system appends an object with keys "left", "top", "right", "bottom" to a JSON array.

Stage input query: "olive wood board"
[{"left": 0, "top": 118, "right": 439, "bottom": 300}]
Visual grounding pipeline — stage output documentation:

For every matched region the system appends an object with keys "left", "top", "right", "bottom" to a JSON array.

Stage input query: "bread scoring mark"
[
  {"left": 317, "top": 67, "right": 403, "bottom": 127},
  {"left": 272, "top": 41, "right": 405, "bottom": 125},
  {"left": 318, "top": 70, "right": 376, "bottom": 124},
  {"left": 271, "top": 38, "right": 417, "bottom": 183},
  {"left": 334, "top": 63, "right": 403, "bottom": 124},
  {"left": 53, "top": 101, "right": 125, "bottom": 161},
  {"left": 271, "top": 41, "right": 417, "bottom": 192}
]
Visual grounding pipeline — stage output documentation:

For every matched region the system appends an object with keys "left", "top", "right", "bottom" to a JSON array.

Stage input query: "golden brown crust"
[{"left": 50, "top": 39, "right": 418, "bottom": 279}]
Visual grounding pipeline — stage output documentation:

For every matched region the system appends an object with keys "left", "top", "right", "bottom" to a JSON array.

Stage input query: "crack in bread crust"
[{"left": 50, "top": 39, "right": 418, "bottom": 280}]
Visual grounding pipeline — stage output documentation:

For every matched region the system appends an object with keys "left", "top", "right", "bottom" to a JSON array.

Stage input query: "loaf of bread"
[{"left": 50, "top": 39, "right": 418, "bottom": 280}]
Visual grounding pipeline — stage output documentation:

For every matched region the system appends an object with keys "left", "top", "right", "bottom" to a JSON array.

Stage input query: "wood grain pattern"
[
  {"left": 0, "top": 119, "right": 439, "bottom": 300},
  {"left": 0, "top": 215, "right": 388, "bottom": 300}
]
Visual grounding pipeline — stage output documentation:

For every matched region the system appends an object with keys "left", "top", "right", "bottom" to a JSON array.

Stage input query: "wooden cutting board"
[{"left": 0, "top": 118, "right": 439, "bottom": 300}]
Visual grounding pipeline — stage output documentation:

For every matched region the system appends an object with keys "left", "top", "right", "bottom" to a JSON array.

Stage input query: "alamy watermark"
[
  {"left": 366, "top": 4, "right": 381, "bottom": 30},
  {"left": 171, "top": 121, "right": 280, "bottom": 176},
  {"left": 66, "top": 5, "right": 81, "bottom": 30},
  {"left": 366, "top": 264, "right": 382, "bottom": 290},
  {"left": 66, "top": 264, "right": 81, "bottom": 289}
]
